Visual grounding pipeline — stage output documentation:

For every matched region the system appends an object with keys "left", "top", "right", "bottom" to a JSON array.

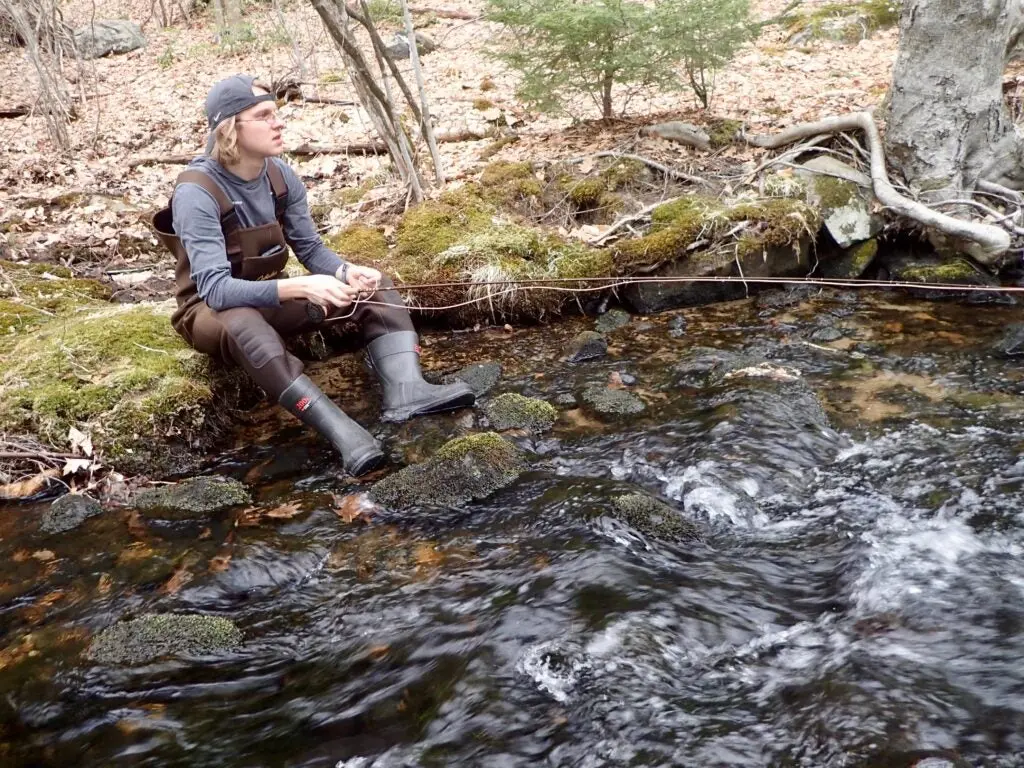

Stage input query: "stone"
[
  {"left": 994, "top": 323, "right": 1024, "bottom": 358},
  {"left": 73, "top": 20, "right": 146, "bottom": 60},
  {"left": 370, "top": 432, "right": 525, "bottom": 508},
  {"left": 446, "top": 360, "right": 502, "bottom": 396},
  {"left": 581, "top": 385, "right": 645, "bottom": 415},
  {"left": 40, "top": 493, "right": 103, "bottom": 534},
  {"left": 668, "top": 314, "right": 688, "bottom": 338},
  {"left": 611, "top": 493, "right": 700, "bottom": 541},
  {"left": 565, "top": 331, "right": 607, "bottom": 362},
  {"left": 594, "top": 308, "right": 631, "bottom": 333},
  {"left": 133, "top": 476, "right": 250, "bottom": 517},
  {"left": 86, "top": 614, "right": 242, "bottom": 665},
  {"left": 798, "top": 157, "right": 882, "bottom": 249},
  {"left": 809, "top": 326, "right": 844, "bottom": 342},
  {"left": 385, "top": 32, "right": 438, "bottom": 60},
  {"left": 483, "top": 393, "right": 557, "bottom": 433}
]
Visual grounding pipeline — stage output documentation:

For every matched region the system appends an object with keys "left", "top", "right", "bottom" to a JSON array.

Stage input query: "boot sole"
[
  {"left": 380, "top": 392, "right": 477, "bottom": 423},
  {"left": 346, "top": 448, "right": 386, "bottom": 477}
]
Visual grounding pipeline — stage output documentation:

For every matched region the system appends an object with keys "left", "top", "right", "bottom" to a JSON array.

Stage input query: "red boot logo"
[{"left": 295, "top": 396, "right": 312, "bottom": 412}]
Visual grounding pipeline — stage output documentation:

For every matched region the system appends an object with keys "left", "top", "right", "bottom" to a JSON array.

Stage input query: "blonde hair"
[{"left": 210, "top": 116, "right": 240, "bottom": 166}]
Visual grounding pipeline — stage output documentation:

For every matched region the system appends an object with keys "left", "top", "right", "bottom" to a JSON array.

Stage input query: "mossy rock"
[
  {"left": 822, "top": 238, "right": 879, "bottom": 279},
  {"left": 707, "top": 118, "right": 742, "bottom": 148},
  {"left": 611, "top": 493, "right": 700, "bottom": 541},
  {"left": 594, "top": 308, "right": 630, "bottom": 333},
  {"left": 483, "top": 393, "right": 557, "bottom": 433},
  {"left": 599, "top": 158, "right": 649, "bottom": 190},
  {"left": 581, "top": 384, "right": 645, "bottom": 415},
  {"left": 324, "top": 223, "right": 388, "bottom": 263},
  {"left": 133, "top": 475, "right": 251, "bottom": 517},
  {"left": 787, "top": 0, "right": 899, "bottom": 44},
  {"left": 426, "top": 360, "right": 503, "bottom": 396},
  {"left": 479, "top": 161, "right": 543, "bottom": 207},
  {"left": 86, "top": 613, "right": 243, "bottom": 665},
  {"left": 0, "top": 302, "right": 224, "bottom": 460},
  {"left": 370, "top": 432, "right": 525, "bottom": 508},
  {"left": 560, "top": 177, "right": 607, "bottom": 209}
]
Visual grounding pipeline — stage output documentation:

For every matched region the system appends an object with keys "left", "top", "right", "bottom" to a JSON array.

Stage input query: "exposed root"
[{"left": 743, "top": 112, "right": 1012, "bottom": 264}]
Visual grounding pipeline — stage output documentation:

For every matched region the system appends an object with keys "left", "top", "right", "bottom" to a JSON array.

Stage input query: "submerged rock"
[
  {"left": 87, "top": 613, "right": 242, "bottom": 665},
  {"left": 484, "top": 393, "right": 557, "bottom": 433},
  {"left": 594, "top": 309, "right": 631, "bottom": 333},
  {"left": 41, "top": 493, "right": 103, "bottom": 534},
  {"left": 994, "top": 323, "right": 1024, "bottom": 358},
  {"left": 133, "top": 476, "right": 250, "bottom": 517},
  {"left": 445, "top": 360, "right": 502, "bottom": 396},
  {"left": 566, "top": 331, "right": 608, "bottom": 362},
  {"left": 581, "top": 385, "right": 645, "bottom": 415},
  {"left": 612, "top": 493, "right": 701, "bottom": 541},
  {"left": 370, "top": 432, "right": 526, "bottom": 508}
]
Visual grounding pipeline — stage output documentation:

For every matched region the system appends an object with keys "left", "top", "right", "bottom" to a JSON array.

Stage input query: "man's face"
[{"left": 234, "top": 88, "right": 285, "bottom": 158}]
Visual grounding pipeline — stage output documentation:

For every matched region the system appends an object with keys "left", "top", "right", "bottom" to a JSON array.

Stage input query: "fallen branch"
[
  {"left": 591, "top": 196, "right": 683, "bottom": 246},
  {"left": 408, "top": 5, "right": 476, "bottom": 19},
  {"left": 744, "top": 112, "right": 1012, "bottom": 263},
  {"left": 0, "top": 104, "right": 29, "bottom": 117},
  {"left": 569, "top": 151, "right": 707, "bottom": 185}
]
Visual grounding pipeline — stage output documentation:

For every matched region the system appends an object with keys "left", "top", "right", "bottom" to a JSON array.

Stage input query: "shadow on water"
[{"left": 4, "top": 289, "right": 1024, "bottom": 766}]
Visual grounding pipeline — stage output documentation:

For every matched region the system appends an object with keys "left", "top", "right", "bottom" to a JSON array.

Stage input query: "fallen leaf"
[
  {"left": 161, "top": 564, "right": 193, "bottom": 595},
  {"left": 209, "top": 553, "right": 232, "bottom": 572},
  {"left": 367, "top": 644, "right": 390, "bottom": 661},
  {"left": 332, "top": 493, "right": 375, "bottom": 523},
  {"left": 608, "top": 371, "right": 625, "bottom": 389},
  {"left": 32, "top": 550, "right": 56, "bottom": 562},
  {"left": 413, "top": 542, "right": 444, "bottom": 568},
  {"left": 0, "top": 469, "right": 59, "bottom": 500},
  {"left": 67, "top": 426, "right": 93, "bottom": 457},
  {"left": 264, "top": 501, "right": 304, "bottom": 519},
  {"left": 97, "top": 573, "right": 113, "bottom": 595}
]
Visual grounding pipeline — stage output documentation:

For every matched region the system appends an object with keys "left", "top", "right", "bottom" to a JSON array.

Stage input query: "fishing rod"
[{"left": 305, "top": 273, "right": 1024, "bottom": 322}]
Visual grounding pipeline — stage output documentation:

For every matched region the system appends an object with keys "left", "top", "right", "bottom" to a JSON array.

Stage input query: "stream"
[{"left": 3, "top": 287, "right": 1024, "bottom": 767}]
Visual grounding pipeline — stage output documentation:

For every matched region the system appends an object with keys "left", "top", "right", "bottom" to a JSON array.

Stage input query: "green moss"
[
  {"left": 480, "top": 161, "right": 534, "bottom": 188},
  {"left": 560, "top": 177, "right": 607, "bottom": 208},
  {"left": 708, "top": 119, "right": 741, "bottom": 148},
  {"left": 324, "top": 223, "right": 388, "bottom": 262},
  {"left": 473, "top": 98, "right": 495, "bottom": 111},
  {"left": 392, "top": 195, "right": 493, "bottom": 277},
  {"left": 763, "top": 172, "right": 808, "bottom": 199},
  {"left": 611, "top": 493, "right": 700, "bottom": 541},
  {"left": 899, "top": 260, "right": 979, "bottom": 283},
  {"left": 581, "top": 385, "right": 645, "bottom": 415},
  {"left": 813, "top": 175, "right": 856, "bottom": 209},
  {"left": 848, "top": 238, "right": 879, "bottom": 272},
  {"left": 133, "top": 476, "right": 251, "bottom": 516},
  {"left": 599, "top": 158, "right": 647, "bottom": 190},
  {"left": 483, "top": 393, "right": 557, "bottom": 433},
  {"left": 0, "top": 260, "right": 110, "bottom": 315},
  {"left": 87, "top": 613, "right": 243, "bottom": 665},
  {"left": 726, "top": 197, "right": 822, "bottom": 250},
  {"left": 479, "top": 161, "right": 543, "bottom": 204},
  {"left": 372, "top": 432, "right": 526, "bottom": 508},
  {"left": 789, "top": 0, "right": 899, "bottom": 42},
  {"left": 0, "top": 303, "right": 217, "bottom": 456}
]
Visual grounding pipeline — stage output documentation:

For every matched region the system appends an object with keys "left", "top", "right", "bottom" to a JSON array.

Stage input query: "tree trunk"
[
  {"left": 602, "top": 71, "right": 613, "bottom": 120},
  {"left": 885, "top": 0, "right": 1024, "bottom": 197}
]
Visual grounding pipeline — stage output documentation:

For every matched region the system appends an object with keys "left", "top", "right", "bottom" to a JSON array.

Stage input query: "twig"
[
  {"left": 591, "top": 196, "right": 683, "bottom": 245},
  {"left": 567, "top": 151, "right": 707, "bottom": 185}
]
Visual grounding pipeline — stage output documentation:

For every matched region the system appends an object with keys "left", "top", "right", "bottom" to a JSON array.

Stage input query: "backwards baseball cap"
[{"left": 204, "top": 74, "right": 276, "bottom": 154}]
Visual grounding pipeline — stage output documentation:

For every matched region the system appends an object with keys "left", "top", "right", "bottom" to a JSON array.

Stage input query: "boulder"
[
  {"left": 370, "top": 432, "right": 525, "bottom": 508},
  {"left": 484, "top": 393, "right": 557, "bottom": 433},
  {"left": 581, "top": 384, "right": 645, "bottom": 415},
  {"left": 798, "top": 157, "right": 882, "bottom": 249},
  {"left": 41, "top": 493, "right": 103, "bottom": 534},
  {"left": 73, "top": 20, "right": 146, "bottom": 59},
  {"left": 133, "top": 476, "right": 250, "bottom": 517},
  {"left": 385, "top": 32, "right": 437, "bottom": 60},
  {"left": 86, "top": 613, "right": 242, "bottom": 664}
]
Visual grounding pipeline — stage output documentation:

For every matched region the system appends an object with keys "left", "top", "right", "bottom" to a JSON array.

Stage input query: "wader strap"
[
  {"left": 267, "top": 160, "right": 288, "bottom": 224},
  {"left": 176, "top": 169, "right": 240, "bottom": 236}
]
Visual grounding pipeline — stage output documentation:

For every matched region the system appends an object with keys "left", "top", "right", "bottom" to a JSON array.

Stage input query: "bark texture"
[{"left": 885, "top": 0, "right": 1024, "bottom": 195}]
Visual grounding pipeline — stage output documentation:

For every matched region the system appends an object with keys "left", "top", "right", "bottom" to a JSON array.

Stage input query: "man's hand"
[
  {"left": 278, "top": 274, "right": 358, "bottom": 310},
  {"left": 344, "top": 264, "right": 382, "bottom": 294}
]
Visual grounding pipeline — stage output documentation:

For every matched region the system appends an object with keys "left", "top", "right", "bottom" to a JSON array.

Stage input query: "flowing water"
[{"left": 3, "top": 288, "right": 1024, "bottom": 767}]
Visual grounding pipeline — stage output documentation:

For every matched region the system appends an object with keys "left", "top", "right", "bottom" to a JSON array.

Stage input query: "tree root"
[{"left": 744, "top": 112, "right": 1012, "bottom": 264}]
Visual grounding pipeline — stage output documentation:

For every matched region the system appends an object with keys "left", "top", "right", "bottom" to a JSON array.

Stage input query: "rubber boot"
[
  {"left": 278, "top": 375, "right": 385, "bottom": 476},
  {"left": 366, "top": 331, "right": 476, "bottom": 423}
]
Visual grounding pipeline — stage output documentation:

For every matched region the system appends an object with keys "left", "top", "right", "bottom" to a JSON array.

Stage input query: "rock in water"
[
  {"left": 370, "top": 432, "right": 525, "bottom": 508},
  {"left": 484, "top": 393, "right": 557, "bottom": 433},
  {"left": 132, "top": 476, "right": 250, "bottom": 517},
  {"left": 581, "top": 385, "right": 645, "bottom": 415},
  {"left": 565, "top": 331, "right": 608, "bottom": 362},
  {"left": 87, "top": 614, "right": 243, "bottom": 664},
  {"left": 73, "top": 20, "right": 146, "bottom": 59},
  {"left": 611, "top": 493, "right": 701, "bottom": 541},
  {"left": 594, "top": 309, "right": 631, "bottom": 333},
  {"left": 41, "top": 493, "right": 103, "bottom": 533}
]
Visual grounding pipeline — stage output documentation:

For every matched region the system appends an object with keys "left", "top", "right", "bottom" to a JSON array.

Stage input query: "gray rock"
[
  {"left": 809, "top": 326, "right": 844, "bottom": 342},
  {"left": 594, "top": 309, "right": 631, "bottom": 333},
  {"left": 798, "top": 157, "right": 882, "bottom": 249},
  {"left": 994, "top": 322, "right": 1024, "bottom": 358},
  {"left": 566, "top": 331, "right": 607, "bottom": 362},
  {"left": 87, "top": 613, "right": 243, "bottom": 665},
  {"left": 617, "top": 372, "right": 637, "bottom": 385},
  {"left": 73, "top": 20, "right": 146, "bottom": 59},
  {"left": 446, "top": 360, "right": 502, "bottom": 396},
  {"left": 385, "top": 32, "right": 437, "bottom": 60},
  {"left": 555, "top": 393, "right": 578, "bottom": 407},
  {"left": 483, "top": 393, "right": 557, "bottom": 433},
  {"left": 41, "top": 493, "right": 103, "bottom": 534},
  {"left": 581, "top": 384, "right": 645, "bottom": 415},
  {"left": 371, "top": 432, "right": 525, "bottom": 509},
  {"left": 133, "top": 476, "right": 250, "bottom": 517},
  {"left": 611, "top": 493, "right": 700, "bottom": 542}
]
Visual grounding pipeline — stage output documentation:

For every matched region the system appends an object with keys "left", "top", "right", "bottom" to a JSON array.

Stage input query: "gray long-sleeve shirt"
[{"left": 171, "top": 156, "right": 345, "bottom": 311}]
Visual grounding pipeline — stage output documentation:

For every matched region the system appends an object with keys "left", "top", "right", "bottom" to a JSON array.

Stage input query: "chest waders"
[{"left": 152, "top": 164, "right": 475, "bottom": 476}]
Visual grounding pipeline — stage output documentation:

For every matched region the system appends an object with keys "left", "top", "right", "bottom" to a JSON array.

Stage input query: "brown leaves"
[{"left": 332, "top": 492, "right": 377, "bottom": 524}]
